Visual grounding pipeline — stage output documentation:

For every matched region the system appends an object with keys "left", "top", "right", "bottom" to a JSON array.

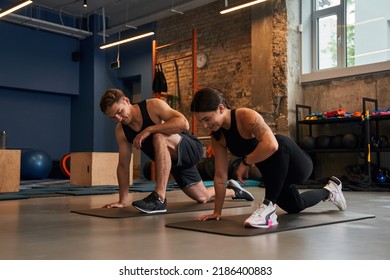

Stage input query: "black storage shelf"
[
  {"left": 296, "top": 98, "right": 390, "bottom": 187},
  {"left": 369, "top": 115, "right": 390, "bottom": 121},
  {"left": 303, "top": 148, "right": 363, "bottom": 153},
  {"left": 298, "top": 116, "right": 362, "bottom": 125},
  {"left": 295, "top": 104, "right": 364, "bottom": 146}
]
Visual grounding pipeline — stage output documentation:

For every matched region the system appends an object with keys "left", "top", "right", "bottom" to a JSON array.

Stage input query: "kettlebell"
[{"left": 376, "top": 170, "right": 387, "bottom": 184}]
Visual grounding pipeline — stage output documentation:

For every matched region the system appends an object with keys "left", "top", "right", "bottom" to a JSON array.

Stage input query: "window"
[{"left": 301, "top": 0, "right": 390, "bottom": 82}]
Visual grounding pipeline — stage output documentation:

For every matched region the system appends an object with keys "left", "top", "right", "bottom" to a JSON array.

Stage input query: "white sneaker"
[
  {"left": 244, "top": 201, "right": 278, "bottom": 228},
  {"left": 323, "top": 176, "right": 347, "bottom": 211}
]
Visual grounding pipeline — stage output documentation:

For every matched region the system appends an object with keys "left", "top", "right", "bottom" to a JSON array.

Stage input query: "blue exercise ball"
[{"left": 21, "top": 149, "right": 53, "bottom": 180}]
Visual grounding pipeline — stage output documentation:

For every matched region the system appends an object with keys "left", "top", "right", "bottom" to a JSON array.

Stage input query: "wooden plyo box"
[
  {"left": 0, "top": 150, "right": 21, "bottom": 193},
  {"left": 70, "top": 152, "right": 133, "bottom": 186}
]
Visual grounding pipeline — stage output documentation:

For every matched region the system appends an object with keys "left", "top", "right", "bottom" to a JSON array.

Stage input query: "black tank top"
[
  {"left": 122, "top": 100, "right": 156, "bottom": 160},
  {"left": 220, "top": 109, "right": 258, "bottom": 157}
]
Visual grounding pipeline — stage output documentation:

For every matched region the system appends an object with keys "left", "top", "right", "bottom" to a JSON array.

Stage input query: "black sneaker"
[
  {"left": 132, "top": 191, "right": 167, "bottom": 213},
  {"left": 227, "top": 179, "right": 254, "bottom": 201}
]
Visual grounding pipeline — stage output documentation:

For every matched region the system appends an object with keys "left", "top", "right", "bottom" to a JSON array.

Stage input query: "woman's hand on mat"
[
  {"left": 199, "top": 213, "right": 222, "bottom": 221},
  {"left": 103, "top": 202, "right": 126, "bottom": 208}
]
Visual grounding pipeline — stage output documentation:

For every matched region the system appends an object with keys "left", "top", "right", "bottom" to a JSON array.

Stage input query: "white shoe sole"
[
  {"left": 244, "top": 219, "right": 279, "bottom": 228},
  {"left": 133, "top": 205, "right": 167, "bottom": 214}
]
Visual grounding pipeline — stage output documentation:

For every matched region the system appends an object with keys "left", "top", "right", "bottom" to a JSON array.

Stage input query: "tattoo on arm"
[
  {"left": 250, "top": 116, "right": 268, "bottom": 140},
  {"left": 215, "top": 180, "right": 226, "bottom": 186}
]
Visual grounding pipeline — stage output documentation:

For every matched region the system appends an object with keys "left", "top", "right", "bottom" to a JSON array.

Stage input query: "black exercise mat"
[
  {"left": 71, "top": 200, "right": 252, "bottom": 218},
  {"left": 165, "top": 210, "right": 375, "bottom": 237}
]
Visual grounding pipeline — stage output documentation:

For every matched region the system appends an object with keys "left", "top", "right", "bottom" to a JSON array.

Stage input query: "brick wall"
[
  {"left": 154, "top": 0, "right": 289, "bottom": 140},
  {"left": 272, "top": 0, "right": 288, "bottom": 134},
  {"left": 155, "top": 0, "right": 253, "bottom": 137}
]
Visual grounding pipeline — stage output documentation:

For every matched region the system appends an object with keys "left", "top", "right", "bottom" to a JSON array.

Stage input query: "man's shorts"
[{"left": 171, "top": 132, "right": 203, "bottom": 189}]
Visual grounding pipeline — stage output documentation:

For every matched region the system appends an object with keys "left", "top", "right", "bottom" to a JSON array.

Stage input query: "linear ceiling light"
[
  {"left": 220, "top": 0, "right": 267, "bottom": 15},
  {"left": 0, "top": 0, "right": 33, "bottom": 18},
  {"left": 100, "top": 32, "right": 155, "bottom": 49},
  {"left": 171, "top": 0, "right": 184, "bottom": 14},
  {"left": 4, "top": 12, "right": 93, "bottom": 39}
]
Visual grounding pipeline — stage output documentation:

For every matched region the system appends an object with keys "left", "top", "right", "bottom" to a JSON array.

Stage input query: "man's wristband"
[{"left": 241, "top": 156, "right": 251, "bottom": 166}]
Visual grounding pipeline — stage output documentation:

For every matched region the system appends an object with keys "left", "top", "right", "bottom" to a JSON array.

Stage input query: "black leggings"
[{"left": 256, "top": 134, "right": 329, "bottom": 213}]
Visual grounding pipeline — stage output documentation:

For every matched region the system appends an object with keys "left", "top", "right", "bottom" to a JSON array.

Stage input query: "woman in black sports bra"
[{"left": 191, "top": 87, "right": 346, "bottom": 228}]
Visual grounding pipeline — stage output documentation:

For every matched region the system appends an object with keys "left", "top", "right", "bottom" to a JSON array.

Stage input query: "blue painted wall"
[
  {"left": 0, "top": 21, "right": 78, "bottom": 160},
  {"left": 0, "top": 87, "right": 71, "bottom": 160},
  {"left": 0, "top": 22, "right": 79, "bottom": 95},
  {"left": 0, "top": 18, "right": 155, "bottom": 163}
]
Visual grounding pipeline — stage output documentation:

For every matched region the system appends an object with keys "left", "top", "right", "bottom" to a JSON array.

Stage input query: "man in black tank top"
[{"left": 99, "top": 88, "right": 254, "bottom": 214}]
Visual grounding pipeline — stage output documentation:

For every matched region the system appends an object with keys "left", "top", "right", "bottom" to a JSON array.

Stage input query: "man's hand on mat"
[
  {"left": 199, "top": 213, "right": 222, "bottom": 221},
  {"left": 103, "top": 202, "right": 126, "bottom": 208}
]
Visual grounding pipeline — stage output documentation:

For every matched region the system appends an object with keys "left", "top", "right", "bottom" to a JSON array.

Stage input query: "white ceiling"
[{"left": 2, "top": 0, "right": 218, "bottom": 35}]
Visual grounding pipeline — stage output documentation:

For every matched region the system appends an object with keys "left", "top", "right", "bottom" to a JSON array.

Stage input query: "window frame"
[
  {"left": 311, "top": 5, "right": 345, "bottom": 70},
  {"left": 300, "top": 0, "right": 390, "bottom": 84}
]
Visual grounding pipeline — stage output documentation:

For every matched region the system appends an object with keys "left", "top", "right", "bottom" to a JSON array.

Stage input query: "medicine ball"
[
  {"left": 330, "top": 134, "right": 343, "bottom": 149},
  {"left": 300, "top": 135, "right": 316, "bottom": 150},
  {"left": 315, "top": 135, "right": 330, "bottom": 149},
  {"left": 343, "top": 133, "right": 357, "bottom": 149},
  {"left": 21, "top": 149, "right": 53, "bottom": 180}
]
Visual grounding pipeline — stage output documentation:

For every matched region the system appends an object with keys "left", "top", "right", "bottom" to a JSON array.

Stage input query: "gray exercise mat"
[
  {"left": 165, "top": 210, "right": 375, "bottom": 236},
  {"left": 71, "top": 200, "right": 252, "bottom": 218}
]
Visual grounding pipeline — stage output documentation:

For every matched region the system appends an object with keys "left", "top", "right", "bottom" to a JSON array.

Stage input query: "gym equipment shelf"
[
  {"left": 295, "top": 104, "right": 364, "bottom": 153},
  {"left": 363, "top": 98, "right": 390, "bottom": 185},
  {"left": 296, "top": 98, "right": 390, "bottom": 187}
]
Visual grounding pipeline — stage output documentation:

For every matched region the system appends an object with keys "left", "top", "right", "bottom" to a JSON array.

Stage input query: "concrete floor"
[{"left": 0, "top": 186, "right": 389, "bottom": 260}]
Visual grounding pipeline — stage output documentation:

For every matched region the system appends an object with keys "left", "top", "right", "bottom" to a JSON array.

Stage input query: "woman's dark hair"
[
  {"left": 190, "top": 87, "right": 230, "bottom": 113},
  {"left": 190, "top": 87, "right": 230, "bottom": 140}
]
